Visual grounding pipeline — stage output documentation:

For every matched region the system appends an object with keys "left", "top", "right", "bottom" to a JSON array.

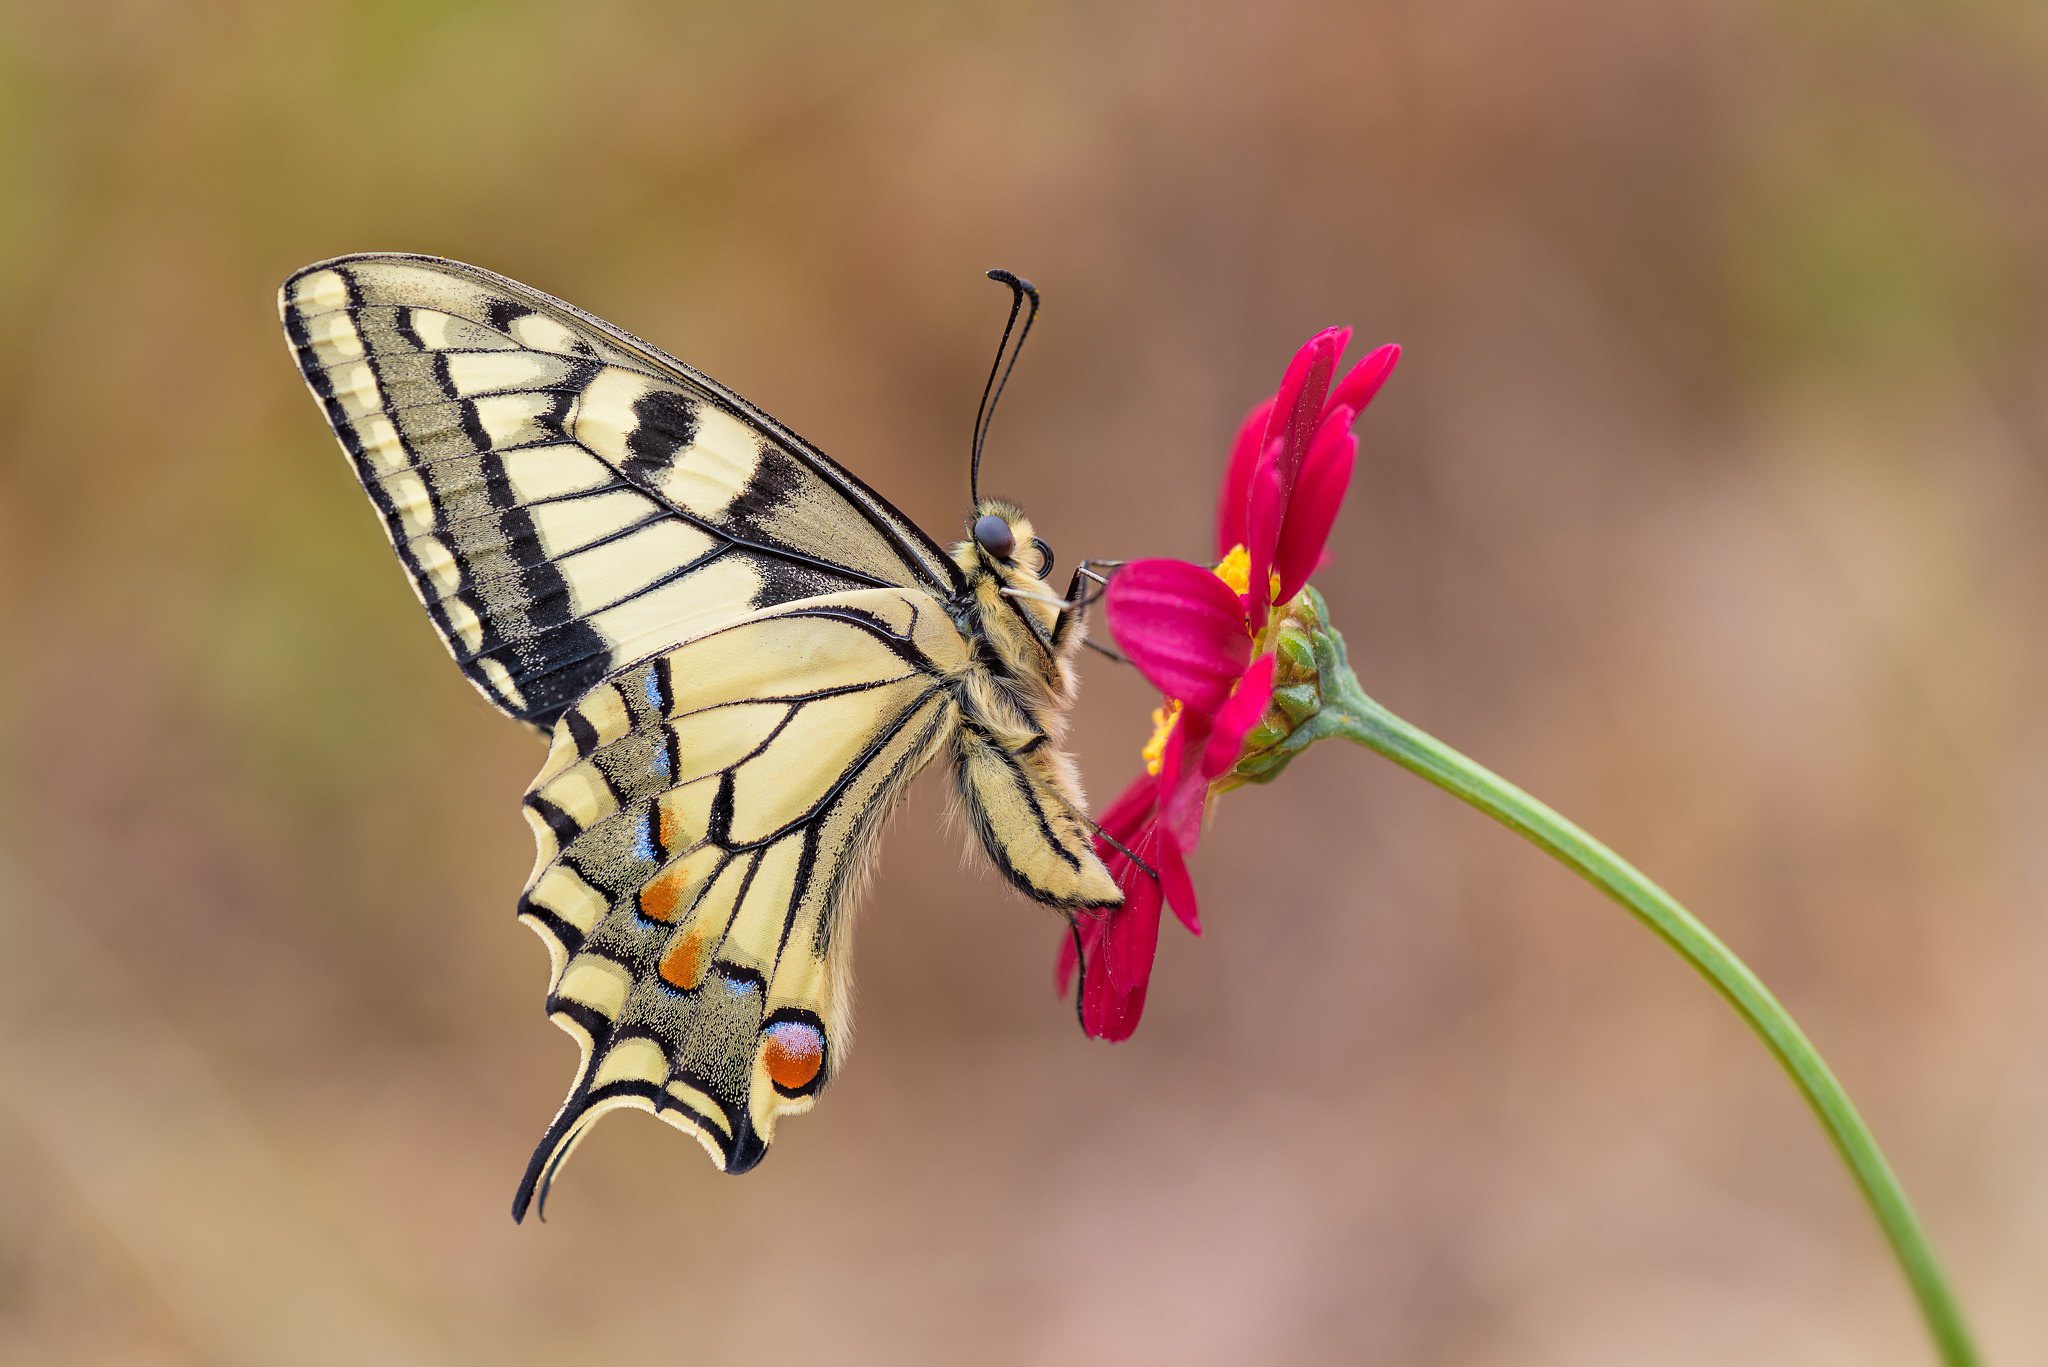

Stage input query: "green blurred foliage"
[{"left": 1733, "top": 118, "right": 2007, "bottom": 374}]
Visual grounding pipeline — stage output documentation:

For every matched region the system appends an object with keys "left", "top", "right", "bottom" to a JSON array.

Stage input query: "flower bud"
[{"left": 1222, "top": 587, "right": 1342, "bottom": 787}]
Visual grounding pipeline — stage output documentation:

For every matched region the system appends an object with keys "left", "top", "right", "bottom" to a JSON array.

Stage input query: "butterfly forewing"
[{"left": 280, "top": 254, "right": 959, "bottom": 726}]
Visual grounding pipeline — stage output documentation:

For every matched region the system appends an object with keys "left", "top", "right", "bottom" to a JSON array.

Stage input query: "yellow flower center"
[
  {"left": 1214, "top": 544, "right": 1253, "bottom": 596},
  {"left": 1214, "top": 543, "right": 1280, "bottom": 606},
  {"left": 1141, "top": 700, "right": 1181, "bottom": 776}
]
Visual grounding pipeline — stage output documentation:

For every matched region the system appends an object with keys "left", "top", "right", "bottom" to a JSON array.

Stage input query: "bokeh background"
[{"left": 2, "top": 2, "right": 2043, "bottom": 1362}]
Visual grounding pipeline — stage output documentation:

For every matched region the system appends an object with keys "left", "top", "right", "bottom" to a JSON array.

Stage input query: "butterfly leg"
[
  {"left": 1085, "top": 816, "right": 1156, "bottom": 878},
  {"left": 1050, "top": 560, "right": 1124, "bottom": 653}
]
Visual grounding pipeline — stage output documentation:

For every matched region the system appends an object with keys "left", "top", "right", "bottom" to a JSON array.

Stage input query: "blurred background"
[{"left": 2, "top": 1, "right": 2043, "bottom": 1362}]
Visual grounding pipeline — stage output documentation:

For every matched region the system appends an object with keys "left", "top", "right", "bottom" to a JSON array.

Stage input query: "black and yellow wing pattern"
[
  {"left": 514, "top": 589, "right": 964, "bottom": 1212},
  {"left": 280, "top": 254, "right": 959, "bottom": 727},
  {"left": 281, "top": 254, "right": 1119, "bottom": 1214}
]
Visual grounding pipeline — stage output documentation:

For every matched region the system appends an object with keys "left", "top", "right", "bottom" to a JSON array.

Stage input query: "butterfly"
[{"left": 279, "top": 254, "right": 1122, "bottom": 1219}]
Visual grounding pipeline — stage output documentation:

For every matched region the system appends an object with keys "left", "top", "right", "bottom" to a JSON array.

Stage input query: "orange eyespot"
[{"left": 762, "top": 1019, "right": 826, "bottom": 1094}]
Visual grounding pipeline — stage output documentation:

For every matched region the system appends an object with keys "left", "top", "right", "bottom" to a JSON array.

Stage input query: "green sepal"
[
  {"left": 1220, "top": 586, "right": 1351, "bottom": 789},
  {"left": 1272, "top": 682, "right": 1321, "bottom": 726}
]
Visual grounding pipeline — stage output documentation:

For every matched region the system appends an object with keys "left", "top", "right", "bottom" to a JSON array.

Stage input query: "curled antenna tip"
[{"left": 986, "top": 267, "right": 1039, "bottom": 299}]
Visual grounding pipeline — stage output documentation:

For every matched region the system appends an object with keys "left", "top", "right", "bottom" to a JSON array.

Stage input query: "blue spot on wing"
[
  {"left": 651, "top": 743, "right": 672, "bottom": 780},
  {"left": 643, "top": 668, "right": 664, "bottom": 711},
  {"left": 713, "top": 970, "right": 761, "bottom": 1003},
  {"left": 634, "top": 807, "right": 659, "bottom": 864}
]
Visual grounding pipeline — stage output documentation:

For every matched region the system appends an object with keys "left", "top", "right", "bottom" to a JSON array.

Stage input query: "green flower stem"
[{"left": 1290, "top": 609, "right": 1976, "bottom": 1365}]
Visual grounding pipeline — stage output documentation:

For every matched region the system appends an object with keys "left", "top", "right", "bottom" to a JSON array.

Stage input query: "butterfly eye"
[
  {"left": 1031, "top": 538, "right": 1055, "bottom": 579},
  {"left": 973, "top": 513, "right": 1016, "bottom": 560}
]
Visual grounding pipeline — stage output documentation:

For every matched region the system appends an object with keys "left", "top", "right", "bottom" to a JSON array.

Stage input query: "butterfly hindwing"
[
  {"left": 510, "top": 589, "right": 968, "bottom": 1216},
  {"left": 279, "top": 254, "right": 961, "bottom": 727}
]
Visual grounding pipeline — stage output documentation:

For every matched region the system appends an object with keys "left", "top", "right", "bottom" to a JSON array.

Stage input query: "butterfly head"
[
  {"left": 953, "top": 496, "right": 1074, "bottom": 668},
  {"left": 958, "top": 496, "right": 1053, "bottom": 580}
]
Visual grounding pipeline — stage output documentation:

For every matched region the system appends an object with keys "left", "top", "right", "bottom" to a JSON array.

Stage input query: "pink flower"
[
  {"left": 1057, "top": 330, "right": 1399, "bottom": 1040},
  {"left": 1218, "top": 328, "right": 1400, "bottom": 629}
]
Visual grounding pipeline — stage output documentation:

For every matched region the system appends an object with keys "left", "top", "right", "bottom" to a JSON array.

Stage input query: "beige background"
[{"left": 2, "top": 2, "right": 2042, "bottom": 1363}]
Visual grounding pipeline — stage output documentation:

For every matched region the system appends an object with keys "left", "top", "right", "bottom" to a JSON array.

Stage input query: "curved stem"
[{"left": 1300, "top": 632, "right": 1976, "bottom": 1364}]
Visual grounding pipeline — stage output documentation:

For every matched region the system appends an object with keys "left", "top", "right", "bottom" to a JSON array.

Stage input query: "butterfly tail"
[
  {"left": 513, "top": 1086, "right": 602, "bottom": 1224},
  {"left": 511, "top": 1039, "right": 775, "bottom": 1222}
]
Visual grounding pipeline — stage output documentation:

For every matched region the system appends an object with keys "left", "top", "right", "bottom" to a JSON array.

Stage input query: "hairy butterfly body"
[{"left": 279, "top": 255, "right": 1117, "bottom": 1218}]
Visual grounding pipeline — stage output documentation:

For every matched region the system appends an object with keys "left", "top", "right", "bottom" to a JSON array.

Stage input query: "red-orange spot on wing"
[
  {"left": 762, "top": 1022, "right": 824, "bottom": 1093},
  {"left": 657, "top": 800, "right": 685, "bottom": 853},
  {"left": 639, "top": 867, "right": 688, "bottom": 923},
  {"left": 657, "top": 929, "right": 705, "bottom": 990}
]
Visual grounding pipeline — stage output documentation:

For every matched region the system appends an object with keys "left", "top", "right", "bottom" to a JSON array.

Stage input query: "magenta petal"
[
  {"left": 1327, "top": 342, "right": 1400, "bottom": 416},
  {"left": 1156, "top": 833, "right": 1201, "bottom": 936},
  {"left": 1275, "top": 413, "right": 1357, "bottom": 603},
  {"left": 1081, "top": 970, "right": 1146, "bottom": 1041},
  {"left": 1158, "top": 782, "right": 1208, "bottom": 862},
  {"left": 1156, "top": 727, "right": 1212, "bottom": 856},
  {"left": 1243, "top": 451, "right": 1285, "bottom": 630},
  {"left": 1261, "top": 337, "right": 1322, "bottom": 452},
  {"left": 1307, "top": 400, "right": 1358, "bottom": 455},
  {"left": 1105, "top": 559, "right": 1253, "bottom": 715},
  {"left": 1202, "top": 652, "right": 1277, "bottom": 779},
  {"left": 1058, "top": 895, "right": 1120, "bottom": 996},
  {"left": 1261, "top": 328, "right": 1348, "bottom": 496},
  {"left": 1275, "top": 435, "right": 1353, "bottom": 601},
  {"left": 1093, "top": 773, "right": 1158, "bottom": 848},
  {"left": 1155, "top": 718, "right": 1187, "bottom": 811},
  {"left": 1216, "top": 398, "right": 1273, "bottom": 557},
  {"left": 1102, "top": 868, "right": 1162, "bottom": 996}
]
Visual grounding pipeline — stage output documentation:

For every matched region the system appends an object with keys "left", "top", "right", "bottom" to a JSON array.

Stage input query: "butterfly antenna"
[{"left": 970, "top": 268, "right": 1041, "bottom": 506}]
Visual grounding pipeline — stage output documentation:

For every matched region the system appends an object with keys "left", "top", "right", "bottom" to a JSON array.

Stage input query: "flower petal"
[
  {"left": 1202, "top": 652, "right": 1277, "bottom": 779},
  {"left": 1102, "top": 861, "right": 1163, "bottom": 996},
  {"left": 1155, "top": 709, "right": 1188, "bottom": 802},
  {"left": 1104, "top": 559, "right": 1253, "bottom": 715},
  {"left": 1327, "top": 342, "right": 1400, "bottom": 417},
  {"left": 1243, "top": 451, "right": 1285, "bottom": 630},
  {"left": 1274, "top": 409, "right": 1357, "bottom": 603},
  {"left": 1260, "top": 327, "right": 1347, "bottom": 497},
  {"left": 1215, "top": 397, "right": 1274, "bottom": 558},
  {"left": 1093, "top": 772, "right": 1158, "bottom": 845},
  {"left": 1152, "top": 691, "right": 1222, "bottom": 847},
  {"left": 1081, "top": 969, "right": 1147, "bottom": 1041},
  {"left": 1155, "top": 831, "right": 1201, "bottom": 936}
]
